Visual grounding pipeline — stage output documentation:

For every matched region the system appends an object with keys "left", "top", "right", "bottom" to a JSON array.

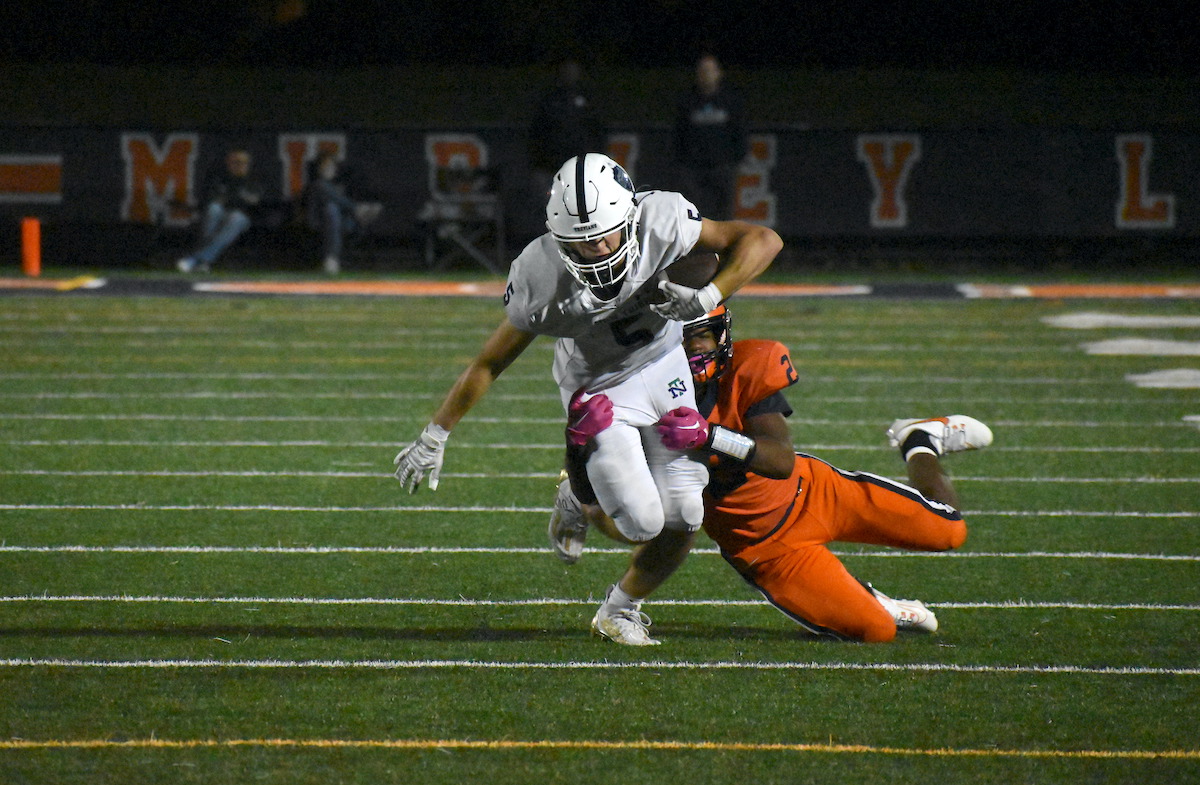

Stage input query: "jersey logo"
[
  {"left": 667, "top": 377, "right": 688, "bottom": 399},
  {"left": 687, "top": 209, "right": 701, "bottom": 222}
]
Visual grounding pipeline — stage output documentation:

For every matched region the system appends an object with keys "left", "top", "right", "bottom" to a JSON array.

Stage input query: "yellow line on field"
[
  {"left": 54, "top": 276, "right": 100, "bottom": 291},
  {"left": 1, "top": 738, "right": 1197, "bottom": 759}
]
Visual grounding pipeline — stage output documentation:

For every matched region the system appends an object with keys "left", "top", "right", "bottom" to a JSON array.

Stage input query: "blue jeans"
[
  {"left": 319, "top": 201, "right": 357, "bottom": 259},
  {"left": 193, "top": 202, "right": 250, "bottom": 265}
]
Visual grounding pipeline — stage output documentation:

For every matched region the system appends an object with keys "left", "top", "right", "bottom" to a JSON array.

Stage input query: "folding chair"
[{"left": 418, "top": 166, "right": 506, "bottom": 273}]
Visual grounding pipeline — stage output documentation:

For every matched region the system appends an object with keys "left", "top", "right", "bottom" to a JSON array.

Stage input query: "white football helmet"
[{"left": 546, "top": 153, "right": 641, "bottom": 299}]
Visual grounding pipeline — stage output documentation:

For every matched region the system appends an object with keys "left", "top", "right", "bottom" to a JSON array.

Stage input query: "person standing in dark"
[
  {"left": 529, "top": 58, "right": 607, "bottom": 178},
  {"left": 521, "top": 58, "right": 607, "bottom": 243},
  {"left": 671, "top": 53, "right": 748, "bottom": 221}
]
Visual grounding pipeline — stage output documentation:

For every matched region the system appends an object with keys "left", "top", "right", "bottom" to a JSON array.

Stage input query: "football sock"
[
  {"left": 900, "top": 430, "right": 940, "bottom": 462},
  {"left": 606, "top": 583, "right": 641, "bottom": 611}
]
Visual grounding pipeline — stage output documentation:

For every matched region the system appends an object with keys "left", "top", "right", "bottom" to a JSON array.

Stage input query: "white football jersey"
[{"left": 505, "top": 190, "right": 704, "bottom": 392}]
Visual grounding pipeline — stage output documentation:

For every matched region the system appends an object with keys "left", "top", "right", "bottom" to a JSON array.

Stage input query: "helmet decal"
[{"left": 574, "top": 155, "right": 590, "bottom": 222}]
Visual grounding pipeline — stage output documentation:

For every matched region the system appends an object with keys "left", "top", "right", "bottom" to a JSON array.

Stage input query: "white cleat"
[
  {"left": 548, "top": 472, "right": 588, "bottom": 564},
  {"left": 887, "top": 415, "right": 993, "bottom": 455},
  {"left": 591, "top": 587, "right": 661, "bottom": 646},
  {"left": 870, "top": 586, "right": 938, "bottom": 633}
]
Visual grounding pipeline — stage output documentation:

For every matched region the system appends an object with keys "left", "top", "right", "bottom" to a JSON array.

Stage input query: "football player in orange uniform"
[{"left": 554, "top": 304, "right": 992, "bottom": 643}]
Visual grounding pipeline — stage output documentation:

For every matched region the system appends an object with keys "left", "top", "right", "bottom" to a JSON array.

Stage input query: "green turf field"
[{"left": 1, "top": 290, "right": 1198, "bottom": 784}]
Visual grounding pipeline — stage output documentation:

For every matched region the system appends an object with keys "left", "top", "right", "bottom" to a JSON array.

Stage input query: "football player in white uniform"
[{"left": 394, "top": 152, "right": 782, "bottom": 637}]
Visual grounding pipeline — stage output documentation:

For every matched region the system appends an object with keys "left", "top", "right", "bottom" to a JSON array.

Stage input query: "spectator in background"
[
  {"left": 671, "top": 53, "right": 748, "bottom": 221},
  {"left": 177, "top": 148, "right": 263, "bottom": 273},
  {"left": 303, "top": 150, "right": 383, "bottom": 275},
  {"left": 520, "top": 58, "right": 607, "bottom": 244}
]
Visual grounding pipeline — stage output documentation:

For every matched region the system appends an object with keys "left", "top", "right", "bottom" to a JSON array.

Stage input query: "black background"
[{"left": 2, "top": 0, "right": 1195, "bottom": 74}]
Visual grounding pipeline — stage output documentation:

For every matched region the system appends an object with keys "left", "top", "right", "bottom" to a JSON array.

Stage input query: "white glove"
[
  {"left": 650, "top": 281, "right": 722, "bottom": 321},
  {"left": 559, "top": 286, "right": 606, "bottom": 318},
  {"left": 393, "top": 423, "right": 450, "bottom": 493}
]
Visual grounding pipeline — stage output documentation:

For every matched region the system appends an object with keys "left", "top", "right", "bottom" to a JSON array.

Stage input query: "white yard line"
[
  {"left": 1, "top": 469, "right": 1196, "bottom": 484},
  {"left": 5, "top": 440, "right": 1196, "bottom": 453},
  {"left": 0, "top": 657, "right": 1195, "bottom": 676},
  {"left": 1, "top": 413, "right": 1193, "bottom": 428},
  {"left": 2, "top": 545, "right": 1195, "bottom": 560},
  {"left": 0, "top": 372, "right": 1129, "bottom": 384},
  {"left": 0, "top": 504, "right": 1194, "bottom": 517},
  {"left": 1, "top": 595, "right": 1196, "bottom": 611}
]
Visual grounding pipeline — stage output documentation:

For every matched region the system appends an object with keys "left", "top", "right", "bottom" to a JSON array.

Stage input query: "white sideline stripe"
[
  {"left": 1, "top": 657, "right": 1195, "bottom": 676},
  {"left": 2, "top": 413, "right": 1192, "bottom": 428},
  {"left": 2, "top": 546, "right": 1195, "bottom": 561},
  {"left": 6, "top": 440, "right": 1198, "bottom": 454},
  {"left": 2, "top": 595, "right": 1196, "bottom": 612},
  {"left": 0, "top": 504, "right": 1195, "bottom": 518},
  {"left": 2, "top": 469, "right": 1196, "bottom": 484}
]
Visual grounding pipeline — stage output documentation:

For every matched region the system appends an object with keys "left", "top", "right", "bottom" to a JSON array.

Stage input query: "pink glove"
[
  {"left": 655, "top": 407, "right": 710, "bottom": 450},
  {"left": 566, "top": 389, "right": 613, "bottom": 446}
]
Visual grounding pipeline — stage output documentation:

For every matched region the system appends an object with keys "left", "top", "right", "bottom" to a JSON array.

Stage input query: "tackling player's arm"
[
  {"left": 736, "top": 410, "right": 796, "bottom": 479},
  {"left": 431, "top": 318, "right": 537, "bottom": 430},
  {"left": 656, "top": 405, "right": 795, "bottom": 480},
  {"left": 695, "top": 218, "right": 783, "bottom": 301}
]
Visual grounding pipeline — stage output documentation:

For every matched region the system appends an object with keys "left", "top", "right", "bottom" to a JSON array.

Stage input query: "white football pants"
[{"left": 560, "top": 346, "right": 709, "bottom": 542}]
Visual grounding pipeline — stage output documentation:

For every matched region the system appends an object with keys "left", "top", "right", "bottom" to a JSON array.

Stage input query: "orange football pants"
[{"left": 719, "top": 454, "right": 967, "bottom": 642}]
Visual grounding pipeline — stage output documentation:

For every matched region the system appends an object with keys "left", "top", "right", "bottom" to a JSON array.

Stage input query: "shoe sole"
[
  {"left": 590, "top": 616, "right": 660, "bottom": 646},
  {"left": 888, "top": 416, "right": 992, "bottom": 451}
]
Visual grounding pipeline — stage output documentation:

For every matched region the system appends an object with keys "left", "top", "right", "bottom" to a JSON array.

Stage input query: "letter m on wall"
[
  {"left": 121, "top": 133, "right": 198, "bottom": 225},
  {"left": 857, "top": 134, "right": 921, "bottom": 229}
]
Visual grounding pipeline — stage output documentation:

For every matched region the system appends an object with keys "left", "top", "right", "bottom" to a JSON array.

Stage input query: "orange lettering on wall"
[
  {"left": 0, "top": 155, "right": 62, "bottom": 203},
  {"left": 425, "top": 134, "right": 489, "bottom": 197},
  {"left": 121, "top": 133, "right": 198, "bottom": 225},
  {"left": 1115, "top": 134, "right": 1175, "bottom": 229},
  {"left": 857, "top": 134, "right": 921, "bottom": 228},
  {"left": 278, "top": 134, "right": 346, "bottom": 199},
  {"left": 734, "top": 134, "right": 777, "bottom": 225}
]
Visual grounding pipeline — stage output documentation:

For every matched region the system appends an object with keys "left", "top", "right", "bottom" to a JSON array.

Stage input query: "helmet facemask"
[{"left": 683, "top": 305, "right": 733, "bottom": 384}]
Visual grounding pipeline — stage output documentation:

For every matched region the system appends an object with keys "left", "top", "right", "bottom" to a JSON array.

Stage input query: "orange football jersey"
[{"left": 700, "top": 339, "right": 803, "bottom": 552}]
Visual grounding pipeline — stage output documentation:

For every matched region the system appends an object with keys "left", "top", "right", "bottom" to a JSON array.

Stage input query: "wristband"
[
  {"left": 423, "top": 422, "right": 451, "bottom": 444},
  {"left": 706, "top": 424, "right": 756, "bottom": 462}
]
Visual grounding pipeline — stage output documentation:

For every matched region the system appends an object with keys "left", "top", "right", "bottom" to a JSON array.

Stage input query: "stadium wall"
[{"left": 0, "top": 126, "right": 1193, "bottom": 241}]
